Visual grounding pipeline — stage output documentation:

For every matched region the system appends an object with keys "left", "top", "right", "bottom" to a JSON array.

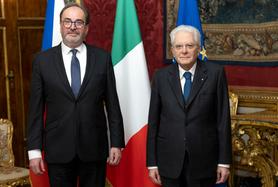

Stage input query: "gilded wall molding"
[
  {"left": 0, "top": 0, "right": 4, "bottom": 19},
  {"left": 229, "top": 86, "right": 278, "bottom": 115}
]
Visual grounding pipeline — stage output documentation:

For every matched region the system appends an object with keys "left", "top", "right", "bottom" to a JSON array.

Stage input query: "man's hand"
[
  {"left": 29, "top": 158, "right": 45, "bottom": 175},
  {"left": 216, "top": 166, "right": 230, "bottom": 184},
  {"left": 148, "top": 168, "right": 162, "bottom": 185},
  {"left": 107, "top": 147, "right": 122, "bottom": 166}
]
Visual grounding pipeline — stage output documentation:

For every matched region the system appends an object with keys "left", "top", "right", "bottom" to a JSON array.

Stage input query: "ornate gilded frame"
[{"left": 165, "top": 0, "right": 278, "bottom": 63}]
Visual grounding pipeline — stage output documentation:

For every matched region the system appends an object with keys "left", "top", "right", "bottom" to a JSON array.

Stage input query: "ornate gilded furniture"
[
  {"left": 0, "top": 119, "right": 30, "bottom": 186},
  {"left": 228, "top": 92, "right": 238, "bottom": 187},
  {"left": 231, "top": 115, "right": 278, "bottom": 187},
  {"left": 229, "top": 87, "right": 278, "bottom": 187}
]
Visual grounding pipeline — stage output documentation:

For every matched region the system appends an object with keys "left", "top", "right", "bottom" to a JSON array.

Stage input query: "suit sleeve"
[
  {"left": 104, "top": 54, "right": 125, "bottom": 148},
  {"left": 216, "top": 67, "right": 232, "bottom": 164},
  {"left": 27, "top": 55, "right": 45, "bottom": 151},
  {"left": 146, "top": 71, "right": 161, "bottom": 167}
]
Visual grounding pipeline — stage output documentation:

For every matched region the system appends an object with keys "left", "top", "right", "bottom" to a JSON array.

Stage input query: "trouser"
[
  {"left": 161, "top": 151, "right": 216, "bottom": 187},
  {"left": 47, "top": 156, "right": 106, "bottom": 187}
]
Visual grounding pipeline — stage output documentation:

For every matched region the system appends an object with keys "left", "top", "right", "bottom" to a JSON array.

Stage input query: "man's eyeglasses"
[
  {"left": 173, "top": 44, "right": 197, "bottom": 51},
  {"left": 62, "top": 19, "right": 85, "bottom": 29}
]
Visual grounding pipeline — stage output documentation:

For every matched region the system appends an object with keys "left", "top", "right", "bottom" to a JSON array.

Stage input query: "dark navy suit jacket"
[
  {"left": 147, "top": 61, "right": 232, "bottom": 179},
  {"left": 28, "top": 43, "right": 125, "bottom": 163}
]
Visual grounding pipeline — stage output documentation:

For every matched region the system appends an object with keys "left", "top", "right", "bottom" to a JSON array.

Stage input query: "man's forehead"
[
  {"left": 174, "top": 32, "right": 194, "bottom": 43},
  {"left": 176, "top": 31, "right": 193, "bottom": 37},
  {"left": 62, "top": 6, "right": 84, "bottom": 17}
]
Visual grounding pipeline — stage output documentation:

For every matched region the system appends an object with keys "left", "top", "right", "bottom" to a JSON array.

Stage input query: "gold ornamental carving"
[
  {"left": 0, "top": 119, "right": 30, "bottom": 186},
  {"left": 0, "top": 176, "right": 30, "bottom": 187},
  {"left": 231, "top": 116, "right": 278, "bottom": 187}
]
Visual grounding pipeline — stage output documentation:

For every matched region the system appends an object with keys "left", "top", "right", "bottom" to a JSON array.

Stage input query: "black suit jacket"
[
  {"left": 147, "top": 61, "right": 232, "bottom": 179},
  {"left": 27, "top": 43, "right": 125, "bottom": 163}
]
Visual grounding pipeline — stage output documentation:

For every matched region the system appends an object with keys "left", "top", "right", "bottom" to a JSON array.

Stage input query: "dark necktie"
[
  {"left": 183, "top": 72, "right": 192, "bottom": 101},
  {"left": 71, "top": 49, "right": 81, "bottom": 98}
]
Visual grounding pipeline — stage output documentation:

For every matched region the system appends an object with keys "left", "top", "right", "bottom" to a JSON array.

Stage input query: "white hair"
[{"left": 170, "top": 25, "right": 201, "bottom": 46}]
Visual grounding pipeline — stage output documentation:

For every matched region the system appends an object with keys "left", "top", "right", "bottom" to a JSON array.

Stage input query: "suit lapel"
[
  {"left": 78, "top": 44, "right": 96, "bottom": 98},
  {"left": 168, "top": 64, "right": 185, "bottom": 109},
  {"left": 187, "top": 61, "right": 207, "bottom": 106},
  {"left": 53, "top": 44, "right": 75, "bottom": 98}
]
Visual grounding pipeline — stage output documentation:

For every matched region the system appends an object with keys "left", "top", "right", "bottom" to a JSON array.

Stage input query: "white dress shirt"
[
  {"left": 178, "top": 63, "right": 197, "bottom": 92},
  {"left": 61, "top": 42, "right": 87, "bottom": 85}
]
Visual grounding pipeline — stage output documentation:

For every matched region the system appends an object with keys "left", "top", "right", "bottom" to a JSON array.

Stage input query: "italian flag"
[{"left": 106, "top": 0, "right": 157, "bottom": 186}]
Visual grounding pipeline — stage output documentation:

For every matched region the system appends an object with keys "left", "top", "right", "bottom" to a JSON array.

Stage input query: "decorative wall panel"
[
  {"left": 0, "top": 0, "right": 3, "bottom": 18},
  {"left": 18, "top": 27, "right": 44, "bottom": 131},
  {"left": 17, "top": 0, "right": 46, "bottom": 18}
]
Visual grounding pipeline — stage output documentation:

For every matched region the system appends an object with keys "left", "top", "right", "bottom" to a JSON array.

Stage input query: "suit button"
[{"left": 184, "top": 138, "right": 186, "bottom": 141}]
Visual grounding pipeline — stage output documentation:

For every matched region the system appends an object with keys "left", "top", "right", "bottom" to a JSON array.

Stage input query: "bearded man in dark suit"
[
  {"left": 27, "top": 3, "right": 124, "bottom": 187},
  {"left": 147, "top": 25, "right": 232, "bottom": 187}
]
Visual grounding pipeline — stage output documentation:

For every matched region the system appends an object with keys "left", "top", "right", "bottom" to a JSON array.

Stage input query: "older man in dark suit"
[
  {"left": 147, "top": 25, "right": 232, "bottom": 187},
  {"left": 27, "top": 3, "right": 124, "bottom": 187}
]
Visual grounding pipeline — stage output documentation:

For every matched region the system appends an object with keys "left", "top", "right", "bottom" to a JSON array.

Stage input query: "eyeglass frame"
[
  {"left": 172, "top": 43, "right": 199, "bottom": 51},
  {"left": 62, "top": 18, "right": 86, "bottom": 29}
]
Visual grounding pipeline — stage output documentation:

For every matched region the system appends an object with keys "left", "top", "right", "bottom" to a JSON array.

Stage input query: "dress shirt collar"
[
  {"left": 178, "top": 62, "right": 197, "bottom": 80},
  {"left": 61, "top": 42, "right": 86, "bottom": 55}
]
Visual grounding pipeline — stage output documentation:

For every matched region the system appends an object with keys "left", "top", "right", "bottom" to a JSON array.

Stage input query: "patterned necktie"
[
  {"left": 71, "top": 49, "right": 81, "bottom": 98},
  {"left": 183, "top": 72, "right": 192, "bottom": 101}
]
